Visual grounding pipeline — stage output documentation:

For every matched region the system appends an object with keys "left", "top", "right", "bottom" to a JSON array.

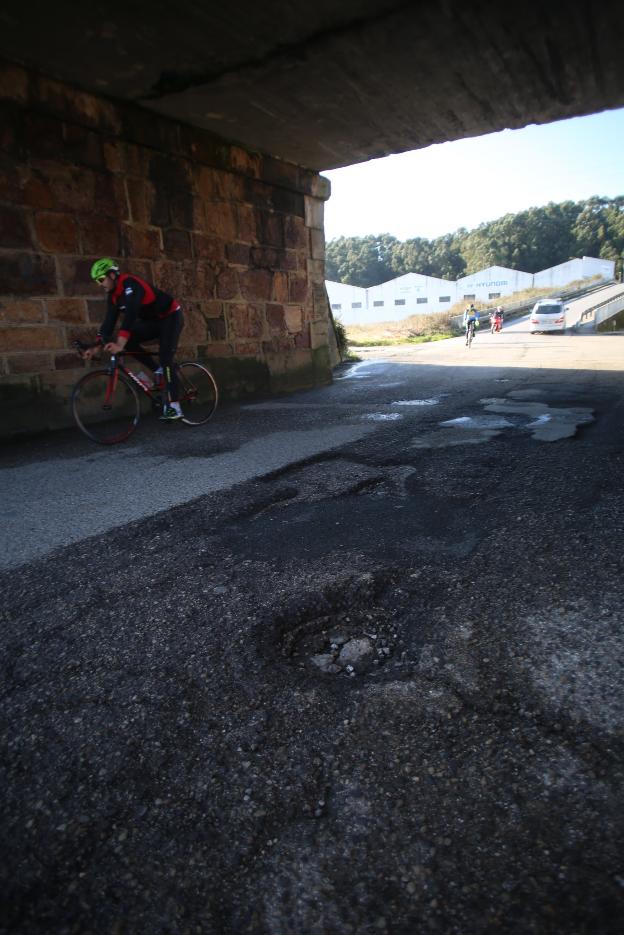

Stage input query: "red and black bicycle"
[{"left": 71, "top": 341, "right": 218, "bottom": 444}]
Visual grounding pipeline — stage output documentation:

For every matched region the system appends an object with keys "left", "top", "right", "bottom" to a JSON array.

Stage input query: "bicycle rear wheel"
[
  {"left": 176, "top": 362, "right": 219, "bottom": 425},
  {"left": 71, "top": 369, "right": 140, "bottom": 444}
]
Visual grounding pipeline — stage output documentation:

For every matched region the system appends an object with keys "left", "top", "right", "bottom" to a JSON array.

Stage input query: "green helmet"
[{"left": 90, "top": 257, "right": 119, "bottom": 281}]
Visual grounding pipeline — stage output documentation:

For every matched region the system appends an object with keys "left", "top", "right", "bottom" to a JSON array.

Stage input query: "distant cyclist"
[
  {"left": 463, "top": 304, "right": 480, "bottom": 344},
  {"left": 83, "top": 258, "right": 185, "bottom": 421}
]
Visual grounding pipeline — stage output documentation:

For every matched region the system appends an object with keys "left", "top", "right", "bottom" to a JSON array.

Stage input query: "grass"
[{"left": 348, "top": 332, "right": 451, "bottom": 347}]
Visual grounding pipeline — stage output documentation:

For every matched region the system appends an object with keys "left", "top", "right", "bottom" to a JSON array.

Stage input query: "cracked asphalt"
[{"left": 2, "top": 326, "right": 624, "bottom": 933}]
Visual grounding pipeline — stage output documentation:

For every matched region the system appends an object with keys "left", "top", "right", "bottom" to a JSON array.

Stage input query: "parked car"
[{"left": 529, "top": 299, "right": 568, "bottom": 334}]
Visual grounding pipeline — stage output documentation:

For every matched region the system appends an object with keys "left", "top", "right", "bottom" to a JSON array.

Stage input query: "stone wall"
[{"left": 0, "top": 61, "right": 336, "bottom": 437}]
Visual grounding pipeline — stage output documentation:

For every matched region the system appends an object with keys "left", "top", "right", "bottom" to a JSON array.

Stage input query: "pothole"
[{"left": 280, "top": 608, "right": 400, "bottom": 678}]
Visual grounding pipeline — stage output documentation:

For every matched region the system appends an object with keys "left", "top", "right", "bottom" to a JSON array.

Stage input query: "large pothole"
[{"left": 280, "top": 607, "right": 401, "bottom": 678}]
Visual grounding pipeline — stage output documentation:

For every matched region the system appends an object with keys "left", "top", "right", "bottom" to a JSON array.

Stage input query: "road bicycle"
[
  {"left": 465, "top": 320, "right": 476, "bottom": 348},
  {"left": 71, "top": 341, "right": 218, "bottom": 444}
]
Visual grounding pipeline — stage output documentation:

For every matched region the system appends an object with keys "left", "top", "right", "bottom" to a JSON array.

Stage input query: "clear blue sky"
[{"left": 322, "top": 107, "right": 624, "bottom": 242}]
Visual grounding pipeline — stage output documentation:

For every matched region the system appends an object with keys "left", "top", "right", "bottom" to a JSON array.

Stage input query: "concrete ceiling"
[{"left": 1, "top": 0, "right": 624, "bottom": 170}]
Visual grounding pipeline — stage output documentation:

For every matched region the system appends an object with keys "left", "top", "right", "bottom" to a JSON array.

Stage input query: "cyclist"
[
  {"left": 84, "top": 258, "right": 185, "bottom": 421},
  {"left": 463, "top": 304, "right": 480, "bottom": 343}
]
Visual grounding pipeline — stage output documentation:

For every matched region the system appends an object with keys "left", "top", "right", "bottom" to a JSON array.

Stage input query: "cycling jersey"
[{"left": 97, "top": 274, "right": 180, "bottom": 343}]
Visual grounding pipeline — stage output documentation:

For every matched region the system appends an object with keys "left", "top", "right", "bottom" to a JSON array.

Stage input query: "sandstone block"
[
  {"left": 151, "top": 261, "right": 183, "bottom": 297},
  {"left": 0, "top": 324, "right": 63, "bottom": 351},
  {"left": 0, "top": 253, "right": 57, "bottom": 295},
  {"left": 122, "top": 224, "right": 162, "bottom": 260},
  {"left": 0, "top": 161, "right": 19, "bottom": 204},
  {"left": 193, "top": 234, "right": 225, "bottom": 264},
  {"left": 310, "top": 319, "right": 329, "bottom": 349},
  {"left": 0, "top": 299, "right": 44, "bottom": 323},
  {"left": 205, "top": 203, "right": 238, "bottom": 242},
  {"left": 201, "top": 341, "right": 233, "bottom": 358},
  {"left": 7, "top": 353, "right": 53, "bottom": 374},
  {"left": 35, "top": 212, "right": 79, "bottom": 253},
  {"left": 87, "top": 299, "right": 107, "bottom": 324},
  {"left": 233, "top": 341, "right": 262, "bottom": 357},
  {"left": 46, "top": 298, "right": 87, "bottom": 324},
  {"left": 54, "top": 352, "right": 83, "bottom": 370},
  {"left": 289, "top": 274, "right": 309, "bottom": 303},
  {"left": 19, "top": 173, "right": 55, "bottom": 210},
  {"left": 310, "top": 228, "right": 325, "bottom": 260},
  {"left": 283, "top": 215, "right": 309, "bottom": 251},
  {"left": 305, "top": 197, "right": 324, "bottom": 230},
  {"left": 63, "top": 125, "right": 105, "bottom": 171},
  {"left": 240, "top": 268, "right": 272, "bottom": 302},
  {"left": 23, "top": 113, "right": 65, "bottom": 162},
  {"left": 103, "top": 141, "right": 123, "bottom": 174},
  {"left": 126, "top": 178, "right": 150, "bottom": 224},
  {"left": 227, "top": 303, "right": 264, "bottom": 340},
  {"left": 169, "top": 191, "right": 196, "bottom": 231},
  {"left": 272, "top": 271, "right": 289, "bottom": 303},
  {"left": 256, "top": 211, "right": 283, "bottom": 247},
  {"left": 57, "top": 257, "right": 100, "bottom": 297},
  {"left": 163, "top": 228, "right": 192, "bottom": 260},
  {"left": 80, "top": 217, "right": 120, "bottom": 256},
  {"left": 0, "top": 205, "right": 33, "bottom": 250},
  {"left": 0, "top": 62, "right": 29, "bottom": 103},
  {"left": 206, "top": 318, "right": 226, "bottom": 342},
  {"left": 237, "top": 205, "right": 257, "bottom": 243},
  {"left": 266, "top": 304, "right": 285, "bottom": 330},
  {"left": 216, "top": 269, "right": 239, "bottom": 300},
  {"left": 227, "top": 243, "right": 251, "bottom": 266},
  {"left": 250, "top": 246, "right": 279, "bottom": 269},
  {"left": 40, "top": 163, "right": 96, "bottom": 214},
  {"left": 284, "top": 306, "right": 303, "bottom": 334},
  {"left": 295, "top": 326, "right": 311, "bottom": 349}
]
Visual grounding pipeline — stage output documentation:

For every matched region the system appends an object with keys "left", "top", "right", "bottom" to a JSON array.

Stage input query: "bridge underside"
[{"left": 1, "top": 0, "right": 624, "bottom": 170}]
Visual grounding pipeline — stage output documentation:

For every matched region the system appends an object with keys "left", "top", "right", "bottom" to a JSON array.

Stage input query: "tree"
[{"left": 325, "top": 196, "right": 624, "bottom": 285}]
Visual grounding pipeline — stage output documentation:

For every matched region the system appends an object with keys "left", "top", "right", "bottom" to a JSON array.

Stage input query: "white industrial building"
[{"left": 327, "top": 256, "right": 614, "bottom": 324}]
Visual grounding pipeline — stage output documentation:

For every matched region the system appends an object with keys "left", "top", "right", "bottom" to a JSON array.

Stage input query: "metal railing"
[
  {"left": 576, "top": 289, "right": 624, "bottom": 331},
  {"left": 451, "top": 279, "right": 616, "bottom": 330}
]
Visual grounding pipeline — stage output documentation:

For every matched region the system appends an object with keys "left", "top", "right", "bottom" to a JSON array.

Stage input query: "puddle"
[
  {"left": 335, "top": 362, "right": 384, "bottom": 381},
  {"left": 361, "top": 412, "right": 403, "bottom": 421},
  {"left": 392, "top": 398, "right": 441, "bottom": 407},
  {"left": 480, "top": 398, "right": 594, "bottom": 441},
  {"left": 412, "top": 393, "right": 594, "bottom": 448},
  {"left": 440, "top": 415, "right": 515, "bottom": 429}
]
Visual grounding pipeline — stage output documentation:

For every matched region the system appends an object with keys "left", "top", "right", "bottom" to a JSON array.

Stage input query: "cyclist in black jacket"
[{"left": 84, "top": 258, "right": 185, "bottom": 420}]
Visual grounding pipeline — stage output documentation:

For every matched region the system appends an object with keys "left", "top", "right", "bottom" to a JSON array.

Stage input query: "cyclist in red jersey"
[{"left": 84, "top": 258, "right": 185, "bottom": 421}]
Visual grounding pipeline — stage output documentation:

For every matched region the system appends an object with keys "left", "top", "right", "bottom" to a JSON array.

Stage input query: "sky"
[{"left": 321, "top": 107, "right": 624, "bottom": 243}]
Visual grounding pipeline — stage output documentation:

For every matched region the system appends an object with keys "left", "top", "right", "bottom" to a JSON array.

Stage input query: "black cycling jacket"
[{"left": 97, "top": 274, "right": 179, "bottom": 342}]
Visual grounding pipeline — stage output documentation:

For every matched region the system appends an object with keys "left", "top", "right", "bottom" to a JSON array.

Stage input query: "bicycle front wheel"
[
  {"left": 177, "top": 362, "right": 219, "bottom": 425},
  {"left": 71, "top": 369, "right": 140, "bottom": 444}
]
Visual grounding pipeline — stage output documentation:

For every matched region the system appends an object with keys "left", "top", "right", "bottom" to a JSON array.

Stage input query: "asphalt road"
[{"left": 2, "top": 323, "right": 624, "bottom": 933}]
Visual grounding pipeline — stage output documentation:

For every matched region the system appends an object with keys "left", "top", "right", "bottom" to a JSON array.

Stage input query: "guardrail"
[
  {"left": 451, "top": 280, "right": 616, "bottom": 330},
  {"left": 576, "top": 289, "right": 624, "bottom": 331}
]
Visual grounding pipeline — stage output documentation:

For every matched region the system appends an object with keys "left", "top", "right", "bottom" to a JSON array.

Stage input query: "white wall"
[
  {"left": 327, "top": 257, "right": 614, "bottom": 325},
  {"left": 456, "top": 265, "right": 533, "bottom": 305}
]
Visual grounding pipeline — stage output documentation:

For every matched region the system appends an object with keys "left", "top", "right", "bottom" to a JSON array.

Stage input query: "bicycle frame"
[{"left": 100, "top": 352, "right": 164, "bottom": 406}]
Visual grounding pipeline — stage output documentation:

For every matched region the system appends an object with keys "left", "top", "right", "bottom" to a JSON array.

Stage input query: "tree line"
[{"left": 325, "top": 196, "right": 624, "bottom": 288}]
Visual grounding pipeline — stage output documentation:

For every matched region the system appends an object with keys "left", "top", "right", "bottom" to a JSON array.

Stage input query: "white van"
[{"left": 529, "top": 299, "right": 568, "bottom": 334}]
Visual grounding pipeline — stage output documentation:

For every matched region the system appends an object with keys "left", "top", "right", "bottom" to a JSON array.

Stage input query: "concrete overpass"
[
  {"left": 1, "top": 0, "right": 624, "bottom": 170},
  {"left": 1, "top": 1, "right": 623, "bottom": 436}
]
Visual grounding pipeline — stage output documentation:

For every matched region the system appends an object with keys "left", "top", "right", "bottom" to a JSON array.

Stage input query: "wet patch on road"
[
  {"left": 480, "top": 398, "right": 594, "bottom": 441},
  {"left": 411, "top": 390, "right": 594, "bottom": 448},
  {"left": 392, "top": 397, "right": 443, "bottom": 407}
]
